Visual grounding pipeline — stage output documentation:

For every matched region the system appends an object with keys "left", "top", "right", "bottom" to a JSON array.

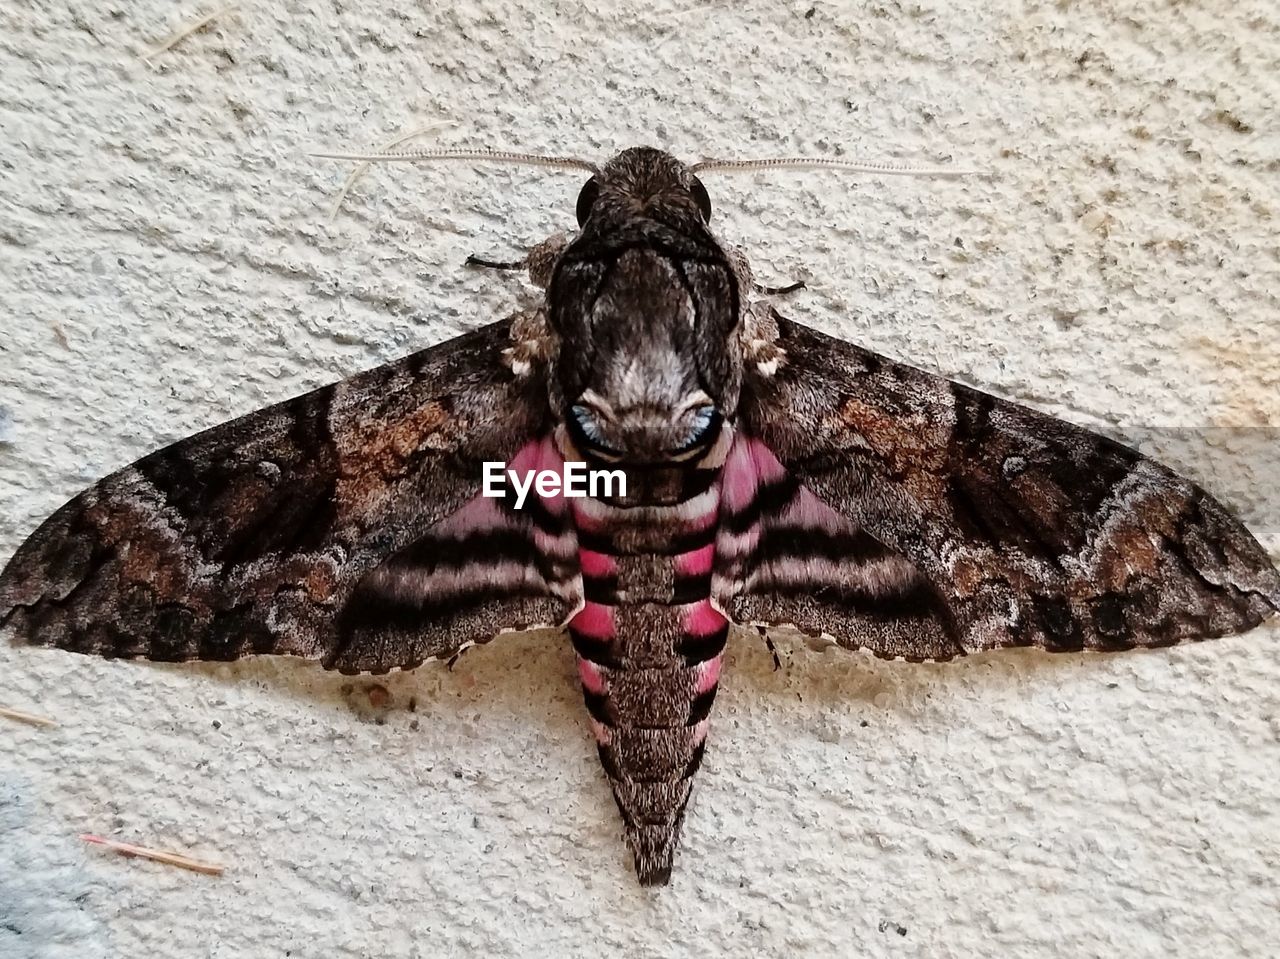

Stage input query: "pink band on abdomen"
[
  {"left": 577, "top": 656, "right": 608, "bottom": 694},
  {"left": 677, "top": 543, "right": 715, "bottom": 577},
  {"left": 683, "top": 599, "right": 726, "bottom": 637},
  {"left": 570, "top": 601, "right": 616, "bottom": 641},
  {"left": 579, "top": 549, "right": 617, "bottom": 578},
  {"left": 693, "top": 656, "right": 722, "bottom": 693}
]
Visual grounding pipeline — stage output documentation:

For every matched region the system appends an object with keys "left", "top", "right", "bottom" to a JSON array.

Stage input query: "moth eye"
[
  {"left": 673, "top": 405, "right": 721, "bottom": 455},
  {"left": 567, "top": 404, "right": 618, "bottom": 455},
  {"left": 575, "top": 177, "right": 601, "bottom": 227},
  {"left": 690, "top": 176, "right": 712, "bottom": 223}
]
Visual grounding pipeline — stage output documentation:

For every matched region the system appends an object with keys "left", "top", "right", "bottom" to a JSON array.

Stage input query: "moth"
[{"left": 2, "top": 146, "right": 1277, "bottom": 886}]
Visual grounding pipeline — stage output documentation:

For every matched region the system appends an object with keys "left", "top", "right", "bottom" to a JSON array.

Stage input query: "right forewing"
[{"left": 724, "top": 318, "right": 1279, "bottom": 661}]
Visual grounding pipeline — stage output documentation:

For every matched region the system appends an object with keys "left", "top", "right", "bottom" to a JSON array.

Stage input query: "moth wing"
[
  {"left": 0, "top": 320, "right": 579, "bottom": 674},
  {"left": 720, "top": 317, "right": 1279, "bottom": 660}
]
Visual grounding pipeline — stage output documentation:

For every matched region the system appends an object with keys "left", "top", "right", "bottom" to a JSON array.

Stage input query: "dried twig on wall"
[
  {"left": 0, "top": 705, "right": 57, "bottom": 727},
  {"left": 140, "top": 3, "right": 241, "bottom": 61},
  {"left": 80, "top": 834, "right": 226, "bottom": 876}
]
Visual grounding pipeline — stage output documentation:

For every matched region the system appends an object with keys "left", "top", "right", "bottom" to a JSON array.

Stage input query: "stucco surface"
[{"left": 1, "top": 1, "right": 1278, "bottom": 957}]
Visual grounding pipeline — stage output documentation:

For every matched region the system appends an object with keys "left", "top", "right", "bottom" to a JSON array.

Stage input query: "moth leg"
[
  {"left": 755, "top": 279, "right": 806, "bottom": 296},
  {"left": 726, "top": 246, "right": 806, "bottom": 300},
  {"left": 465, "top": 255, "right": 525, "bottom": 270},
  {"left": 466, "top": 231, "right": 571, "bottom": 289}
]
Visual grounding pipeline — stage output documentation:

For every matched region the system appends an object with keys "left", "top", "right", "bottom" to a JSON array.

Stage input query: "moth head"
[
  {"left": 551, "top": 148, "right": 735, "bottom": 465},
  {"left": 573, "top": 147, "right": 712, "bottom": 234}
]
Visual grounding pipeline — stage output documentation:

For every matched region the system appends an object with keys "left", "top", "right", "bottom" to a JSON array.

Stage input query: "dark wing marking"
[
  {"left": 0, "top": 321, "right": 579, "bottom": 674},
  {"left": 725, "top": 317, "right": 1279, "bottom": 661}
]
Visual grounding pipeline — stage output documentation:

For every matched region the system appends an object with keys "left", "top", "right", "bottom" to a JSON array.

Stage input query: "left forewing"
[
  {"left": 0, "top": 320, "right": 578, "bottom": 674},
  {"left": 720, "top": 317, "right": 1279, "bottom": 661}
]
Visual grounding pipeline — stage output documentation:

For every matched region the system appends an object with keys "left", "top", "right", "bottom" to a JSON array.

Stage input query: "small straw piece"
[
  {"left": 80, "top": 834, "right": 225, "bottom": 876},
  {"left": 328, "top": 121, "right": 456, "bottom": 222},
  {"left": 690, "top": 156, "right": 980, "bottom": 177},
  {"left": 0, "top": 705, "right": 57, "bottom": 727},
  {"left": 310, "top": 147, "right": 599, "bottom": 176},
  {"left": 140, "top": 2, "right": 240, "bottom": 61}
]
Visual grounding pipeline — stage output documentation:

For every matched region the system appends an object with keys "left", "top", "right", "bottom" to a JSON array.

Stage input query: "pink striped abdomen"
[{"left": 567, "top": 478, "right": 727, "bottom": 886}]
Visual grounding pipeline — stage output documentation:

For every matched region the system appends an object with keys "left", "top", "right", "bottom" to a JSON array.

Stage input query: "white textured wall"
[{"left": 2, "top": 2, "right": 1277, "bottom": 956}]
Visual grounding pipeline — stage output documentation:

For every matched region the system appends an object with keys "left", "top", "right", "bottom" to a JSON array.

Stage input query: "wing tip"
[
  {"left": 0, "top": 583, "right": 43, "bottom": 648},
  {"left": 1255, "top": 552, "right": 1280, "bottom": 613}
]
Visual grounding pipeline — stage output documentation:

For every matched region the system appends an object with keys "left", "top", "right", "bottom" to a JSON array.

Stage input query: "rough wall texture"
[{"left": 1, "top": 1, "right": 1277, "bottom": 957}]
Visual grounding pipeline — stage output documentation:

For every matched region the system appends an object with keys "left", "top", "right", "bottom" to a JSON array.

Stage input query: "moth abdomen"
[{"left": 566, "top": 460, "right": 729, "bottom": 886}]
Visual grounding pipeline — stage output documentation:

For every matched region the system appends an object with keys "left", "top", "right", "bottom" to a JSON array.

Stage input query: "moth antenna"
[
  {"left": 328, "top": 120, "right": 457, "bottom": 222},
  {"left": 689, "top": 156, "right": 980, "bottom": 177},
  {"left": 0, "top": 705, "right": 57, "bottom": 727},
  {"left": 139, "top": 2, "right": 241, "bottom": 61},
  {"left": 79, "top": 834, "right": 226, "bottom": 876},
  {"left": 310, "top": 147, "right": 600, "bottom": 176}
]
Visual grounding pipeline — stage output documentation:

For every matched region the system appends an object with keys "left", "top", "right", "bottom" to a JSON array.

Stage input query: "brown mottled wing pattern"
[
  {"left": 0, "top": 321, "right": 576, "bottom": 674},
  {"left": 726, "top": 317, "right": 1279, "bottom": 660}
]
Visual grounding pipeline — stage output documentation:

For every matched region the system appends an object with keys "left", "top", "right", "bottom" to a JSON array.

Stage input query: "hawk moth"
[{"left": 2, "top": 146, "right": 1277, "bottom": 886}]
